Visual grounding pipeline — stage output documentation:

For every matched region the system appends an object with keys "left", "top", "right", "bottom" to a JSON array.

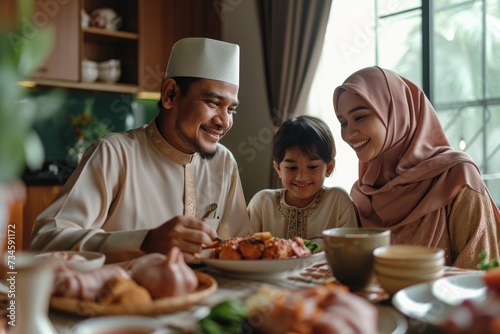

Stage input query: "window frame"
[{"left": 374, "top": 0, "right": 500, "bottom": 204}]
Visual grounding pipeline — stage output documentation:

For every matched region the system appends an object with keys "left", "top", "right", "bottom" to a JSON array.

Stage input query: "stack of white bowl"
[
  {"left": 81, "top": 59, "right": 99, "bottom": 82},
  {"left": 98, "top": 59, "right": 121, "bottom": 83},
  {"left": 373, "top": 245, "right": 445, "bottom": 296}
]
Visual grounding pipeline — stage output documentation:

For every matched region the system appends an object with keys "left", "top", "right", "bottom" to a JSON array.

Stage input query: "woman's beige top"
[{"left": 391, "top": 185, "right": 500, "bottom": 269}]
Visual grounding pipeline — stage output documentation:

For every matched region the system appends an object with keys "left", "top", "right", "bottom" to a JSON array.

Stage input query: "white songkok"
[{"left": 165, "top": 37, "right": 240, "bottom": 87}]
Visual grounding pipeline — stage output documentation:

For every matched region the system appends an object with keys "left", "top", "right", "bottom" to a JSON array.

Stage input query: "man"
[{"left": 30, "top": 38, "right": 250, "bottom": 263}]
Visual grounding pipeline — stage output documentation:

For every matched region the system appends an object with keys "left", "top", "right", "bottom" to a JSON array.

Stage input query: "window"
[{"left": 307, "top": 0, "right": 500, "bottom": 205}]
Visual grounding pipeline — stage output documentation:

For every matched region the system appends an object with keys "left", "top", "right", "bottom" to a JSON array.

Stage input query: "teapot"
[{"left": 90, "top": 8, "right": 122, "bottom": 31}]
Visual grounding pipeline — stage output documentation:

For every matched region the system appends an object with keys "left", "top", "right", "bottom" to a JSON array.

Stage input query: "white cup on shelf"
[
  {"left": 98, "top": 59, "right": 121, "bottom": 83},
  {"left": 81, "top": 59, "right": 98, "bottom": 83},
  {"left": 81, "top": 9, "right": 90, "bottom": 28}
]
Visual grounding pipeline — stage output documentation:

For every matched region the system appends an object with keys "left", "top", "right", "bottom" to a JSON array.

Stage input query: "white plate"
[
  {"left": 431, "top": 273, "right": 487, "bottom": 306},
  {"left": 201, "top": 250, "right": 325, "bottom": 278},
  {"left": 35, "top": 251, "right": 105, "bottom": 272},
  {"left": 392, "top": 281, "right": 453, "bottom": 326},
  {"left": 72, "top": 315, "right": 169, "bottom": 333},
  {"left": 377, "top": 305, "right": 408, "bottom": 334}
]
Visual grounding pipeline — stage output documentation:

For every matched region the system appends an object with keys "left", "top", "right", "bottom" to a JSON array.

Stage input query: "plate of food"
[
  {"left": 431, "top": 272, "right": 487, "bottom": 306},
  {"left": 201, "top": 232, "right": 324, "bottom": 278},
  {"left": 50, "top": 271, "right": 217, "bottom": 316},
  {"left": 238, "top": 285, "right": 407, "bottom": 334}
]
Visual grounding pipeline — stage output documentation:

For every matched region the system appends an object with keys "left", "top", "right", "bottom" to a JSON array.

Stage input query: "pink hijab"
[{"left": 333, "top": 66, "right": 489, "bottom": 242}]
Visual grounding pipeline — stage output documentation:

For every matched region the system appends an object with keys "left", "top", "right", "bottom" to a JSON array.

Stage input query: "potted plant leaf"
[{"left": 0, "top": 0, "right": 65, "bottom": 247}]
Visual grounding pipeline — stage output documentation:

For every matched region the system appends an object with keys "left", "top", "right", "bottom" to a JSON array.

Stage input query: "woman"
[{"left": 333, "top": 66, "right": 500, "bottom": 269}]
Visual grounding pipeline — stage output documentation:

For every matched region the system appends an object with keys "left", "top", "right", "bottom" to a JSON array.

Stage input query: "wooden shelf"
[
  {"left": 8, "top": 0, "right": 222, "bottom": 93},
  {"left": 24, "top": 78, "right": 139, "bottom": 94},
  {"left": 83, "top": 27, "right": 138, "bottom": 40}
]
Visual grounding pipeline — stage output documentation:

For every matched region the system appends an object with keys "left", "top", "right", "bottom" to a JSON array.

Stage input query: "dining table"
[{"left": 44, "top": 252, "right": 480, "bottom": 334}]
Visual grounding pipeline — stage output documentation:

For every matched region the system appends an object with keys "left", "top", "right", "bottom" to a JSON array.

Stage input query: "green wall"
[{"left": 29, "top": 88, "right": 158, "bottom": 166}]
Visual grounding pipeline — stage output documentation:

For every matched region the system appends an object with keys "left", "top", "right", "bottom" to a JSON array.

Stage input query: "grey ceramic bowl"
[{"left": 323, "top": 227, "right": 391, "bottom": 291}]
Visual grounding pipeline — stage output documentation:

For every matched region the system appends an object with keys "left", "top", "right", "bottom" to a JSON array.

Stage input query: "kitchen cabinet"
[
  {"left": 4, "top": 0, "right": 222, "bottom": 94},
  {"left": 4, "top": 201, "right": 23, "bottom": 253},
  {"left": 22, "top": 185, "right": 62, "bottom": 250},
  {"left": 83, "top": 0, "right": 223, "bottom": 92},
  {"left": 30, "top": 0, "right": 80, "bottom": 81},
  {"left": 138, "top": 0, "right": 222, "bottom": 92},
  {"left": 1, "top": 201, "right": 22, "bottom": 278},
  {"left": 1, "top": 184, "right": 61, "bottom": 252},
  {"left": 0, "top": 0, "right": 79, "bottom": 82},
  {"left": 81, "top": 0, "right": 139, "bottom": 91}
]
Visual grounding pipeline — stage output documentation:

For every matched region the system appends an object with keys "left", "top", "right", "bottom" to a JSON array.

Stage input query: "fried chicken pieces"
[
  {"left": 211, "top": 233, "right": 312, "bottom": 260},
  {"left": 98, "top": 275, "right": 152, "bottom": 307},
  {"left": 246, "top": 284, "right": 378, "bottom": 334},
  {"left": 51, "top": 247, "right": 198, "bottom": 306}
]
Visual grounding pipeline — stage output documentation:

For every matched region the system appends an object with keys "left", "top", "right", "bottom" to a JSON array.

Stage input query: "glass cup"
[{"left": 322, "top": 227, "right": 391, "bottom": 292}]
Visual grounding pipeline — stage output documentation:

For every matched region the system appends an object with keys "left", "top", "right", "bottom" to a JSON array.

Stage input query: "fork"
[
  {"left": 202, "top": 238, "right": 226, "bottom": 250},
  {"left": 215, "top": 236, "right": 227, "bottom": 243}
]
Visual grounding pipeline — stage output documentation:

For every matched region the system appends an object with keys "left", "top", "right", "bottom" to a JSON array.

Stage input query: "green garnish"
[
  {"left": 304, "top": 240, "right": 321, "bottom": 253},
  {"left": 198, "top": 299, "right": 248, "bottom": 334},
  {"left": 477, "top": 250, "right": 500, "bottom": 270}
]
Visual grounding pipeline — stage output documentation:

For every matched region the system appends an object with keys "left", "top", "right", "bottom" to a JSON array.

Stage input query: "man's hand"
[{"left": 140, "top": 215, "right": 217, "bottom": 262}]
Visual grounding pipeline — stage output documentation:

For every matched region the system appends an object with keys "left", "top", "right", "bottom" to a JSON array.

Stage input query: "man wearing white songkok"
[{"left": 30, "top": 38, "right": 250, "bottom": 263}]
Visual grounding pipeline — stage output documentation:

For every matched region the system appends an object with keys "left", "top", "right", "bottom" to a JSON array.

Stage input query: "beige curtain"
[{"left": 257, "top": 0, "right": 332, "bottom": 188}]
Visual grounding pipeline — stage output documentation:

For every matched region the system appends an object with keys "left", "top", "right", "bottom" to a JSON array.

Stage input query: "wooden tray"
[{"left": 50, "top": 272, "right": 217, "bottom": 317}]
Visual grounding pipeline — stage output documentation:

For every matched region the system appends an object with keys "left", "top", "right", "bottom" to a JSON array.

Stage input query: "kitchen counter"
[
  {"left": 22, "top": 161, "right": 74, "bottom": 186},
  {"left": 17, "top": 163, "right": 72, "bottom": 250}
]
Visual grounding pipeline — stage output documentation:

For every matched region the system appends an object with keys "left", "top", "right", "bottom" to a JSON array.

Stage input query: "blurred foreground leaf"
[
  {"left": 0, "top": 0, "right": 64, "bottom": 183},
  {"left": 477, "top": 250, "right": 500, "bottom": 271}
]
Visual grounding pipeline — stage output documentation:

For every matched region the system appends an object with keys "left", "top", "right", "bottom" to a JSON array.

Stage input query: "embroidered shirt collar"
[
  {"left": 146, "top": 117, "right": 194, "bottom": 165},
  {"left": 279, "top": 187, "right": 325, "bottom": 210}
]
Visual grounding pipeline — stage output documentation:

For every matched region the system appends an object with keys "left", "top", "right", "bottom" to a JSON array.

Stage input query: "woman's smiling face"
[{"left": 335, "top": 90, "right": 386, "bottom": 162}]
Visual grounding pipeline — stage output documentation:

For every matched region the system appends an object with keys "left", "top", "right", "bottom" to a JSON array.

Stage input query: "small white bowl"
[
  {"left": 374, "top": 255, "right": 445, "bottom": 269},
  {"left": 82, "top": 59, "right": 98, "bottom": 69},
  {"left": 99, "top": 68, "right": 121, "bottom": 83},
  {"left": 81, "top": 60, "right": 99, "bottom": 83},
  {"left": 72, "top": 315, "right": 169, "bottom": 334},
  {"left": 373, "top": 245, "right": 445, "bottom": 266},
  {"left": 374, "top": 261, "right": 443, "bottom": 278},
  {"left": 98, "top": 59, "right": 121, "bottom": 70},
  {"left": 35, "top": 251, "right": 105, "bottom": 272},
  {"left": 375, "top": 269, "right": 444, "bottom": 296}
]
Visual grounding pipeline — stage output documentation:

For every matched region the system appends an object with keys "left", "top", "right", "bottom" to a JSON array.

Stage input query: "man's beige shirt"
[{"left": 29, "top": 118, "right": 250, "bottom": 261}]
